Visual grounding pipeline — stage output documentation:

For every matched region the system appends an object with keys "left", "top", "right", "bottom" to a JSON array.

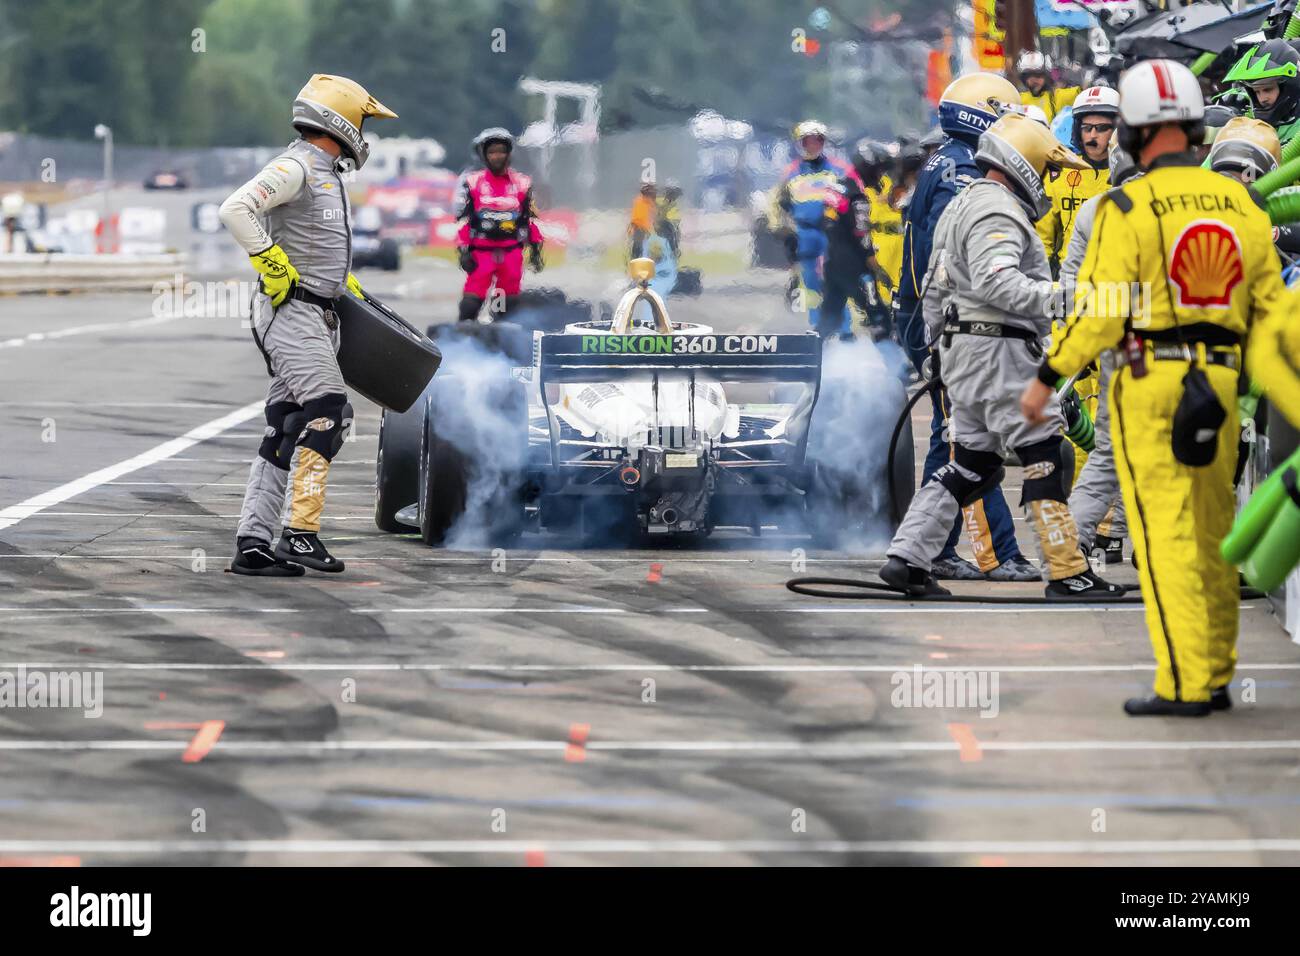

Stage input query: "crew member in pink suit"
[{"left": 455, "top": 127, "right": 544, "bottom": 321}]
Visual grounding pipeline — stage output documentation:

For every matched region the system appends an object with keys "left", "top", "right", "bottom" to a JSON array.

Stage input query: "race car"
[
  {"left": 350, "top": 205, "right": 401, "bottom": 271},
  {"left": 374, "top": 258, "right": 914, "bottom": 547}
]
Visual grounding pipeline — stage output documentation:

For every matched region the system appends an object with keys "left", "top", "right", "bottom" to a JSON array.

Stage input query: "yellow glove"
[
  {"left": 249, "top": 244, "right": 299, "bottom": 307},
  {"left": 346, "top": 272, "right": 364, "bottom": 299}
]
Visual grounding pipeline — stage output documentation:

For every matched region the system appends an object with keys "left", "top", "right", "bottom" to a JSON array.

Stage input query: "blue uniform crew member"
[
  {"left": 894, "top": 72, "right": 1037, "bottom": 582},
  {"left": 776, "top": 120, "right": 860, "bottom": 333}
]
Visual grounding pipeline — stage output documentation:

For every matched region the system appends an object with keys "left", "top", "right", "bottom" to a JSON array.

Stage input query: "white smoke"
[
  {"left": 804, "top": 336, "right": 911, "bottom": 553},
  {"left": 424, "top": 330, "right": 531, "bottom": 548}
]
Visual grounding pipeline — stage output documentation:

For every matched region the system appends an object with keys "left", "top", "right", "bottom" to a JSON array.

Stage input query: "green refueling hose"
[
  {"left": 1267, "top": 186, "right": 1300, "bottom": 225},
  {"left": 1285, "top": 10, "right": 1300, "bottom": 40},
  {"left": 1190, "top": 52, "right": 1218, "bottom": 76},
  {"left": 1253, "top": 154, "right": 1300, "bottom": 196}
]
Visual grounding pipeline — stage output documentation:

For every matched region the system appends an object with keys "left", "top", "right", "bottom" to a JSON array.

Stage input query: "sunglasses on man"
[{"left": 1080, "top": 121, "right": 1115, "bottom": 134}]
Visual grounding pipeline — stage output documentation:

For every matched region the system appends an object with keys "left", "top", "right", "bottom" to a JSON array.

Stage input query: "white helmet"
[
  {"left": 1017, "top": 51, "right": 1051, "bottom": 76},
  {"left": 1073, "top": 85, "right": 1121, "bottom": 118},
  {"left": 1117, "top": 59, "right": 1204, "bottom": 126},
  {"left": 1117, "top": 59, "right": 1205, "bottom": 164},
  {"left": 1019, "top": 104, "right": 1050, "bottom": 126},
  {"left": 1070, "top": 85, "right": 1120, "bottom": 154}
]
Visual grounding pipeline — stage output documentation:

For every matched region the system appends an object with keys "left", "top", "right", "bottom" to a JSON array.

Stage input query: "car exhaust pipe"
[
  {"left": 659, "top": 507, "right": 679, "bottom": 526},
  {"left": 619, "top": 464, "right": 641, "bottom": 489}
]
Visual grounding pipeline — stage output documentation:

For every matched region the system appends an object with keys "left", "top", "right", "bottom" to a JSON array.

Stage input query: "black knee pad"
[
  {"left": 296, "top": 393, "right": 352, "bottom": 461},
  {"left": 1018, "top": 437, "right": 1068, "bottom": 504},
  {"left": 458, "top": 295, "right": 484, "bottom": 322},
  {"left": 934, "top": 445, "right": 1004, "bottom": 507},
  {"left": 258, "top": 400, "right": 302, "bottom": 470}
]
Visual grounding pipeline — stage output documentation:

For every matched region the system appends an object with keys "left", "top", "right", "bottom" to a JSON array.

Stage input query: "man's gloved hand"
[
  {"left": 458, "top": 247, "right": 476, "bottom": 273},
  {"left": 529, "top": 242, "right": 544, "bottom": 273},
  {"left": 250, "top": 244, "right": 299, "bottom": 307},
  {"left": 1061, "top": 387, "right": 1096, "bottom": 453},
  {"left": 346, "top": 273, "right": 365, "bottom": 299}
]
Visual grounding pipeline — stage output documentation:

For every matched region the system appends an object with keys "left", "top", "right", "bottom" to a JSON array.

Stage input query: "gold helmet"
[
  {"left": 938, "top": 72, "right": 1020, "bottom": 141},
  {"left": 1208, "top": 116, "right": 1281, "bottom": 181},
  {"left": 292, "top": 74, "right": 398, "bottom": 170},
  {"left": 975, "top": 112, "right": 1088, "bottom": 220}
]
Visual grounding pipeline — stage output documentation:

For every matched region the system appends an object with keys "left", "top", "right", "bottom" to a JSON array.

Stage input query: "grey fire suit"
[
  {"left": 218, "top": 138, "right": 354, "bottom": 544},
  {"left": 887, "top": 178, "right": 1089, "bottom": 581},
  {"left": 1059, "top": 191, "right": 1128, "bottom": 550}
]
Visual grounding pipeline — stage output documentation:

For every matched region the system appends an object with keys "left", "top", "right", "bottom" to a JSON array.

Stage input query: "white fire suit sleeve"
[
  {"left": 964, "top": 211, "right": 1055, "bottom": 334},
  {"left": 218, "top": 158, "right": 307, "bottom": 255}
]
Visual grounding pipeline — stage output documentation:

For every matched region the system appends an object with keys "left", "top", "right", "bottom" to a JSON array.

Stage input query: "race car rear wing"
[{"left": 536, "top": 333, "right": 822, "bottom": 383}]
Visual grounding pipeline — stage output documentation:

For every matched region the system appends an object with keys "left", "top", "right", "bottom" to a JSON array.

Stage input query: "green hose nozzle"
[{"left": 1222, "top": 447, "right": 1300, "bottom": 591}]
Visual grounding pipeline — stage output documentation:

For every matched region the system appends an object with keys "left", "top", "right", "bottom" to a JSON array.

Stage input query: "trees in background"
[{"left": 0, "top": 0, "right": 937, "bottom": 148}]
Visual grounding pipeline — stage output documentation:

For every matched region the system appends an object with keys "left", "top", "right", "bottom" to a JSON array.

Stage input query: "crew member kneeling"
[
  {"left": 220, "top": 74, "right": 397, "bottom": 576},
  {"left": 881, "top": 113, "right": 1125, "bottom": 601}
]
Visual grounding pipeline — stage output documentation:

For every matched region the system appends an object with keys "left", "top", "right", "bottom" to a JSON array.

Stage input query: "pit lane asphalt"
[{"left": 2, "top": 266, "right": 1299, "bottom": 866}]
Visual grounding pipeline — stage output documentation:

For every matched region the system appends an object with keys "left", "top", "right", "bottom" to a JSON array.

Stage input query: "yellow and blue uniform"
[{"left": 777, "top": 154, "right": 858, "bottom": 330}]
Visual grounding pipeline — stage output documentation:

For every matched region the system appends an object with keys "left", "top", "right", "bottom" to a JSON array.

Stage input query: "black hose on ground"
[
  {"left": 887, "top": 376, "right": 939, "bottom": 525},
  {"left": 785, "top": 576, "right": 1267, "bottom": 604}
]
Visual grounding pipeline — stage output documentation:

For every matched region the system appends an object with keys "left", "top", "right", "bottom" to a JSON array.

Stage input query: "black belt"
[
  {"left": 942, "top": 320, "right": 1039, "bottom": 343},
  {"left": 1149, "top": 342, "right": 1240, "bottom": 370},
  {"left": 1142, "top": 324, "right": 1240, "bottom": 347},
  {"left": 289, "top": 286, "right": 339, "bottom": 311},
  {"left": 253, "top": 285, "right": 340, "bottom": 377}
]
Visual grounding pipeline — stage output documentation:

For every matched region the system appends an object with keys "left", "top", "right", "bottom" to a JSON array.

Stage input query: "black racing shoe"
[
  {"left": 1043, "top": 568, "right": 1126, "bottom": 601},
  {"left": 231, "top": 537, "right": 305, "bottom": 577},
  {"left": 880, "top": 556, "right": 952, "bottom": 597},
  {"left": 1124, "top": 695, "right": 1212, "bottom": 717},
  {"left": 931, "top": 555, "right": 985, "bottom": 581},
  {"left": 1210, "top": 687, "right": 1232, "bottom": 711},
  {"left": 276, "top": 529, "right": 345, "bottom": 573},
  {"left": 1094, "top": 534, "right": 1125, "bottom": 565}
]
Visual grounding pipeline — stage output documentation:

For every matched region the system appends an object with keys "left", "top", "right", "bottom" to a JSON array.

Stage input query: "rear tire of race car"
[
  {"left": 889, "top": 422, "right": 916, "bottom": 527},
  {"left": 374, "top": 397, "right": 427, "bottom": 533},
  {"left": 379, "top": 238, "right": 401, "bottom": 272},
  {"left": 805, "top": 367, "right": 915, "bottom": 548},
  {"left": 417, "top": 379, "right": 526, "bottom": 548}
]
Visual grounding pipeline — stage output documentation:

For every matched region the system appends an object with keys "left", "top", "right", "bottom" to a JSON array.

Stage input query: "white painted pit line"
[
  {"left": 0, "top": 312, "right": 185, "bottom": 351},
  {"left": 4, "top": 661, "right": 1298, "bottom": 674},
  {"left": 0, "top": 604, "right": 1162, "bottom": 618},
  {"left": 0, "top": 397, "right": 263, "bottom": 532},
  {"left": 1, "top": 738, "right": 1299, "bottom": 757}
]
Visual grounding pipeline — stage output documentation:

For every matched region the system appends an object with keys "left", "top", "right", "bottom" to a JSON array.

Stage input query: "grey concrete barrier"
[{"left": 0, "top": 253, "right": 187, "bottom": 293}]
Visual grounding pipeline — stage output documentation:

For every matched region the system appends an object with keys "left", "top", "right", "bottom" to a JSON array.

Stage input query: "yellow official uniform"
[
  {"left": 1038, "top": 165, "right": 1110, "bottom": 271},
  {"left": 1043, "top": 154, "right": 1300, "bottom": 703},
  {"left": 1021, "top": 86, "right": 1080, "bottom": 123}
]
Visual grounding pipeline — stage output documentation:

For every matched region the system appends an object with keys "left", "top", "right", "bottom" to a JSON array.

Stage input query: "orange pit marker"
[
  {"left": 565, "top": 723, "right": 591, "bottom": 762},
  {"left": 182, "top": 719, "right": 226, "bottom": 764},
  {"left": 947, "top": 722, "right": 983, "bottom": 763},
  {"left": 525, "top": 849, "right": 546, "bottom": 867},
  {"left": 0, "top": 856, "right": 81, "bottom": 867},
  {"left": 646, "top": 562, "right": 663, "bottom": 584}
]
